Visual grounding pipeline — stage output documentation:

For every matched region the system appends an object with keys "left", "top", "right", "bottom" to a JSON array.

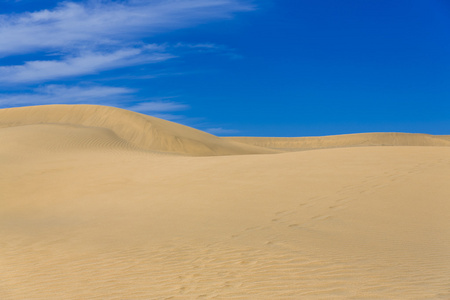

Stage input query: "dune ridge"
[
  {"left": 0, "top": 105, "right": 275, "bottom": 156},
  {"left": 225, "top": 132, "right": 450, "bottom": 151},
  {"left": 1, "top": 105, "right": 449, "bottom": 299},
  {"left": 1, "top": 105, "right": 447, "bottom": 156}
]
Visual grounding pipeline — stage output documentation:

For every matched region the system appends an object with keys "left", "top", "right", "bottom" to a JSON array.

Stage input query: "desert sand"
[{"left": 1, "top": 105, "right": 449, "bottom": 299}]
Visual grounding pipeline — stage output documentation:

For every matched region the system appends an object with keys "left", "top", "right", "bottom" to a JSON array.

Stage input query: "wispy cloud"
[
  {"left": 0, "top": 85, "right": 135, "bottom": 107},
  {"left": 127, "top": 99, "right": 189, "bottom": 113},
  {"left": 0, "top": 0, "right": 254, "bottom": 128},
  {"left": 0, "top": 84, "right": 190, "bottom": 119},
  {"left": 205, "top": 127, "right": 239, "bottom": 135},
  {"left": 0, "top": 45, "right": 173, "bottom": 84},
  {"left": 173, "top": 42, "right": 243, "bottom": 59},
  {"left": 0, "top": 1, "right": 252, "bottom": 83},
  {"left": 0, "top": 0, "right": 254, "bottom": 57}
]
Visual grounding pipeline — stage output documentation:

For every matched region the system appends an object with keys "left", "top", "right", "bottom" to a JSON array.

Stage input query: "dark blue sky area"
[{"left": 0, "top": 0, "right": 449, "bottom": 136}]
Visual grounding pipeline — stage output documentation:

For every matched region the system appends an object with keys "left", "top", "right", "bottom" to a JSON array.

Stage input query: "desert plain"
[{"left": 1, "top": 105, "right": 449, "bottom": 299}]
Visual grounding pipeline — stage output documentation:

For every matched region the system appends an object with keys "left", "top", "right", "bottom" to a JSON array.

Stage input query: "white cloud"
[
  {"left": 0, "top": 45, "right": 174, "bottom": 83},
  {"left": 0, "top": 84, "right": 135, "bottom": 107},
  {"left": 0, "top": 0, "right": 253, "bottom": 127},
  {"left": 0, "top": 84, "right": 189, "bottom": 120},
  {"left": 0, "top": 1, "right": 252, "bottom": 83},
  {"left": 0, "top": 0, "right": 254, "bottom": 57},
  {"left": 127, "top": 100, "right": 189, "bottom": 113},
  {"left": 149, "top": 113, "right": 187, "bottom": 121},
  {"left": 205, "top": 127, "right": 239, "bottom": 135},
  {"left": 174, "top": 42, "right": 222, "bottom": 49},
  {"left": 173, "top": 42, "right": 243, "bottom": 59}
]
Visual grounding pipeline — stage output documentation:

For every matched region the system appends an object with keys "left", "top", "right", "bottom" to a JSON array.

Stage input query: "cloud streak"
[
  {"left": 0, "top": 84, "right": 189, "bottom": 119},
  {"left": 0, "top": 0, "right": 254, "bottom": 129},
  {"left": 0, "top": 85, "right": 135, "bottom": 107},
  {"left": 0, "top": 0, "right": 252, "bottom": 83},
  {"left": 0, "top": 45, "right": 174, "bottom": 83},
  {"left": 127, "top": 100, "right": 189, "bottom": 113},
  {"left": 205, "top": 127, "right": 239, "bottom": 135},
  {"left": 0, "top": 0, "right": 254, "bottom": 57}
]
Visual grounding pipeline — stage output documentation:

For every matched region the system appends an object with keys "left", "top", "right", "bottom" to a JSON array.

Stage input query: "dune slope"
[
  {"left": 0, "top": 105, "right": 275, "bottom": 156},
  {"left": 1, "top": 145, "right": 450, "bottom": 299},
  {"left": 1, "top": 105, "right": 449, "bottom": 299},
  {"left": 225, "top": 132, "right": 450, "bottom": 151}
]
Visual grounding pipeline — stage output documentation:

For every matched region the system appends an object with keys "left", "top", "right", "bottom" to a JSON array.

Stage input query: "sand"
[
  {"left": 225, "top": 133, "right": 450, "bottom": 151},
  {"left": 1, "top": 105, "right": 449, "bottom": 299}
]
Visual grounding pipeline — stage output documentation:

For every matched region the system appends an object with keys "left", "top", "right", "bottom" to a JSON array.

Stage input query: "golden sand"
[{"left": 1, "top": 105, "right": 449, "bottom": 299}]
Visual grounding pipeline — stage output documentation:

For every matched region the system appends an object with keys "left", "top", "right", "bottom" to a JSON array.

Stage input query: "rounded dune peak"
[
  {"left": 225, "top": 132, "right": 450, "bottom": 151},
  {"left": 0, "top": 105, "right": 275, "bottom": 156}
]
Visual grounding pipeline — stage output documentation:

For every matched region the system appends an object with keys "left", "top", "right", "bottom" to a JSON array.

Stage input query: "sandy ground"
[{"left": 1, "top": 105, "right": 449, "bottom": 299}]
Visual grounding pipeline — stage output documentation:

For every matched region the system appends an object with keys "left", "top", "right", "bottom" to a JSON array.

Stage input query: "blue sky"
[{"left": 0, "top": 0, "right": 449, "bottom": 136}]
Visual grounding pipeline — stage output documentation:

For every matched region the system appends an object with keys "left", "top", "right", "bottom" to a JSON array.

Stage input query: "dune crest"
[
  {"left": 0, "top": 105, "right": 275, "bottom": 156},
  {"left": 1, "top": 105, "right": 447, "bottom": 155},
  {"left": 225, "top": 132, "right": 450, "bottom": 151}
]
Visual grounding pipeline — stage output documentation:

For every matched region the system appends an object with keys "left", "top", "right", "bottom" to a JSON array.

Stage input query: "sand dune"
[
  {"left": 225, "top": 132, "right": 450, "bottom": 151},
  {"left": 0, "top": 105, "right": 275, "bottom": 156},
  {"left": 438, "top": 135, "right": 450, "bottom": 141},
  {"left": 1, "top": 105, "right": 449, "bottom": 299}
]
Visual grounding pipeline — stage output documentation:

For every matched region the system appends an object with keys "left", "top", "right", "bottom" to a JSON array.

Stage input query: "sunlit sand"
[{"left": 1, "top": 105, "right": 449, "bottom": 299}]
